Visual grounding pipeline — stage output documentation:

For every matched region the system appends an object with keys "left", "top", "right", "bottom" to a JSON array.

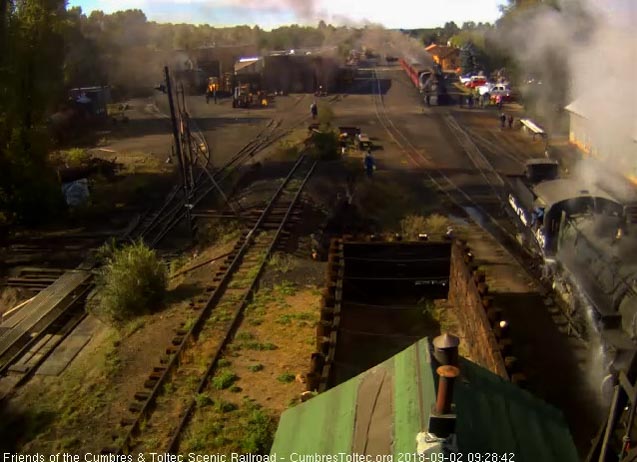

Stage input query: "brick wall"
[{"left": 448, "top": 241, "right": 508, "bottom": 380}]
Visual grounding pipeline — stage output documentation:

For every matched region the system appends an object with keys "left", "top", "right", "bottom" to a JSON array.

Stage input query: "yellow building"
[
  {"left": 425, "top": 44, "right": 461, "bottom": 72},
  {"left": 565, "top": 98, "right": 637, "bottom": 184}
]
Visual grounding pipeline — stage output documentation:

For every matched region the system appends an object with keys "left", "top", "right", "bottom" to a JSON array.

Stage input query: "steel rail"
[
  {"left": 107, "top": 154, "right": 316, "bottom": 454},
  {"left": 165, "top": 157, "right": 317, "bottom": 453}
]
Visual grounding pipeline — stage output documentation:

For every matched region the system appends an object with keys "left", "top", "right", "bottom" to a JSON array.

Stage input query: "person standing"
[
  {"left": 500, "top": 112, "right": 506, "bottom": 129},
  {"left": 364, "top": 150, "right": 375, "bottom": 178},
  {"left": 508, "top": 114, "right": 514, "bottom": 129},
  {"left": 310, "top": 101, "right": 318, "bottom": 120}
]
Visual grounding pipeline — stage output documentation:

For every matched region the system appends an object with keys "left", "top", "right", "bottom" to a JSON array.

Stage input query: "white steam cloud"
[{"left": 499, "top": 0, "right": 637, "bottom": 193}]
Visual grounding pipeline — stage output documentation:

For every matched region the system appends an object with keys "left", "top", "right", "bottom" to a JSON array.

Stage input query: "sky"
[{"left": 67, "top": 0, "right": 505, "bottom": 29}]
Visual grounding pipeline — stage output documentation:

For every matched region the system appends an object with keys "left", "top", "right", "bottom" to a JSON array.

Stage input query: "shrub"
[
  {"left": 95, "top": 240, "right": 167, "bottom": 322},
  {"left": 212, "top": 370, "right": 238, "bottom": 390},
  {"left": 317, "top": 103, "right": 335, "bottom": 128},
  {"left": 311, "top": 130, "right": 339, "bottom": 160},
  {"left": 268, "top": 252, "right": 295, "bottom": 274},
  {"left": 248, "top": 364, "right": 264, "bottom": 372},
  {"left": 239, "top": 406, "right": 276, "bottom": 454},
  {"left": 277, "top": 372, "right": 296, "bottom": 383},
  {"left": 61, "top": 148, "right": 91, "bottom": 167}
]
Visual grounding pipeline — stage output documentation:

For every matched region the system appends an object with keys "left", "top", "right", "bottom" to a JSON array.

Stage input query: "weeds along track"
[{"left": 105, "top": 154, "right": 317, "bottom": 454}]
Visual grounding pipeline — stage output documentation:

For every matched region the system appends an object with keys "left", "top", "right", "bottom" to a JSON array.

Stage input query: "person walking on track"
[{"left": 310, "top": 101, "right": 318, "bottom": 120}]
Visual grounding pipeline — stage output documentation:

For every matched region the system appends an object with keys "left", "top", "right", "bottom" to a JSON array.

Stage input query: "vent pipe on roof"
[
  {"left": 432, "top": 333, "right": 460, "bottom": 367},
  {"left": 435, "top": 365, "right": 460, "bottom": 415}
]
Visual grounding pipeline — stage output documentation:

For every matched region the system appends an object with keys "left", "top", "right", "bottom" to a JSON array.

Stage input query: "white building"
[{"left": 565, "top": 97, "right": 637, "bottom": 184}]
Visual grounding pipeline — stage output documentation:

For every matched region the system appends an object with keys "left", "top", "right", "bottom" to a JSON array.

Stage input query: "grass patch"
[
  {"left": 244, "top": 342, "right": 277, "bottom": 351},
  {"left": 239, "top": 402, "right": 276, "bottom": 454},
  {"left": 276, "top": 314, "right": 292, "bottom": 325},
  {"left": 212, "top": 370, "right": 238, "bottom": 390},
  {"left": 274, "top": 280, "right": 296, "bottom": 297},
  {"left": 274, "top": 141, "right": 301, "bottom": 161},
  {"left": 400, "top": 213, "right": 451, "bottom": 240},
  {"left": 277, "top": 372, "right": 296, "bottom": 383},
  {"left": 218, "top": 358, "right": 232, "bottom": 368},
  {"left": 58, "top": 147, "right": 91, "bottom": 167},
  {"left": 268, "top": 252, "right": 296, "bottom": 274},
  {"left": 169, "top": 255, "right": 189, "bottom": 275},
  {"left": 276, "top": 312, "right": 314, "bottom": 325},
  {"left": 215, "top": 399, "right": 238, "bottom": 413},
  {"left": 195, "top": 393, "right": 213, "bottom": 408},
  {"left": 123, "top": 318, "right": 146, "bottom": 337},
  {"left": 198, "top": 219, "right": 241, "bottom": 246},
  {"left": 248, "top": 363, "right": 264, "bottom": 372},
  {"left": 235, "top": 332, "right": 255, "bottom": 341}
]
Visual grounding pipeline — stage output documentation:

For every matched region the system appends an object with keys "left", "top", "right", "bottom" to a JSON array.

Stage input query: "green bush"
[
  {"left": 248, "top": 364, "right": 264, "bottom": 372},
  {"left": 96, "top": 240, "right": 168, "bottom": 322},
  {"left": 317, "top": 103, "right": 335, "bottom": 128},
  {"left": 60, "top": 148, "right": 91, "bottom": 167},
  {"left": 212, "top": 369, "right": 238, "bottom": 390},
  {"left": 239, "top": 405, "right": 276, "bottom": 454},
  {"left": 311, "top": 131, "right": 339, "bottom": 160},
  {"left": 277, "top": 372, "right": 296, "bottom": 383}
]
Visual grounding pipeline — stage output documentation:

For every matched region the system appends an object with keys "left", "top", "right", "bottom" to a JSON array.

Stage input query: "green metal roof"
[{"left": 271, "top": 338, "right": 579, "bottom": 462}]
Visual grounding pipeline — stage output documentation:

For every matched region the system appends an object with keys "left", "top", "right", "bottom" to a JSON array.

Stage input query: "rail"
[
  {"left": 105, "top": 154, "right": 317, "bottom": 454},
  {"left": 371, "top": 66, "right": 588, "bottom": 373}
]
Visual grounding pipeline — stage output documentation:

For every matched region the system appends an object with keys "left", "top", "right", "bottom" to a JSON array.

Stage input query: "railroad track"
[
  {"left": 371, "top": 69, "right": 511, "bottom": 229},
  {"left": 461, "top": 125, "right": 532, "bottom": 167},
  {"left": 0, "top": 94, "right": 317, "bottom": 393},
  {"left": 129, "top": 96, "right": 315, "bottom": 247},
  {"left": 374, "top": 67, "right": 588, "bottom": 344},
  {"left": 105, "top": 154, "right": 317, "bottom": 454}
]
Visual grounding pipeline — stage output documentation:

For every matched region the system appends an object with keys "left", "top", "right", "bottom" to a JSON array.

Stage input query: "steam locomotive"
[
  {"left": 399, "top": 58, "right": 450, "bottom": 105},
  {"left": 506, "top": 159, "right": 637, "bottom": 371}
]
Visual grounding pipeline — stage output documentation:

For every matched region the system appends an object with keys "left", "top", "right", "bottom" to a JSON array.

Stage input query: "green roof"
[{"left": 271, "top": 338, "right": 578, "bottom": 462}]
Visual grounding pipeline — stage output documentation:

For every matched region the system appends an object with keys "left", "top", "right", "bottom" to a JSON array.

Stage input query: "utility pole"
[{"left": 164, "top": 66, "right": 193, "bottom": 236}]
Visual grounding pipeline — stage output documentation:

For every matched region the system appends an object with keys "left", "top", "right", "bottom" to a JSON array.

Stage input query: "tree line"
[{"left": 0, "top": 0, "right": 574, "bottom": 228}]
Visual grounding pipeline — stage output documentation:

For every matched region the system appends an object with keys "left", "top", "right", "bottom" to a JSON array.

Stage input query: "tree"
[
  {"left": 0, "top": 0, "right": 69, "bottom": 225},
  {"left": 442, "top": 21, "right": 460, "bottom": 40}
]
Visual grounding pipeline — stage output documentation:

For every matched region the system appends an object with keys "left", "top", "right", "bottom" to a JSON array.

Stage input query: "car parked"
[{"left": 465, "top": 76, "right": 488, "bottom": 88}]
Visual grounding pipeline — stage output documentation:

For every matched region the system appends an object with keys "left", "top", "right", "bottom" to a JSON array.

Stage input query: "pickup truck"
[{"left": 478, "top": 83, "right": 512, "bottom": 101}]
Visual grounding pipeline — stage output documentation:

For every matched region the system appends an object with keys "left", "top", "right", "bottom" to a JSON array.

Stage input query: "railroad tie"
[
  {"left": 128, "top": 402, "right": 143, "bottom": 413},
  {"left": 120, "top": 417, "right": 136, "bottom": 427},
  {"left": 134, "top": 391, "right": 151, "bottom": 401}
]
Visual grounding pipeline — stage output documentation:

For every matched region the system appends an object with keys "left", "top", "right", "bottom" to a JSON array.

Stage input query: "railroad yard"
[{"left": 0, "top": 47, "right": 633, "bottom": 460}]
